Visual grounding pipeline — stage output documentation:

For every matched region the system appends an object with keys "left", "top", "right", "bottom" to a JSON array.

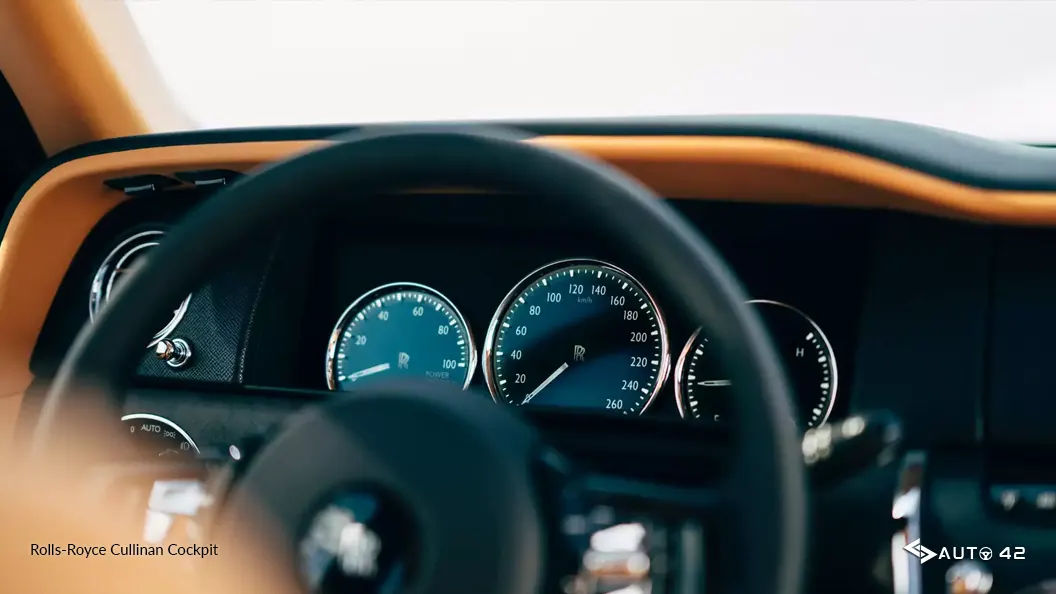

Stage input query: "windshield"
[{"left": 94, "top": 1, "right": 1056, "bottom": 142}]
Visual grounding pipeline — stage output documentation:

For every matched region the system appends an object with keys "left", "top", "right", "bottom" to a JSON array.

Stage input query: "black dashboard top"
[{"left": 8, "top": 113, "right": 1056, "bottom": 244}]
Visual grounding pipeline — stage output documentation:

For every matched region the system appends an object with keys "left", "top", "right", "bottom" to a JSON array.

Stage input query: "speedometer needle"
[
  {"left": 346, "top": 362, "right": 391, "bottom": 382},
  {"left": 521, "top": 362, "right": 569, "bottom": 406}
]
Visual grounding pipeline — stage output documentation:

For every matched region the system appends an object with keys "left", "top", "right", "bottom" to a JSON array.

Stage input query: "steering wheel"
[{"left": 31, "top": 128, "right": 805, "bottom": 594}]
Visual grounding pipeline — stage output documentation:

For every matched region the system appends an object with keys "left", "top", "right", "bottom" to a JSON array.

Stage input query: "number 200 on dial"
[{"left": 483, "top": 259, "right": 670, "bottom": 414}]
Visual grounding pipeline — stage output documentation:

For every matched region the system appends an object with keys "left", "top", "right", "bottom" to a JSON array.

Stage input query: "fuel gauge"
[{"left": 675, "top": 300, "right": 837, "bottom": 430}]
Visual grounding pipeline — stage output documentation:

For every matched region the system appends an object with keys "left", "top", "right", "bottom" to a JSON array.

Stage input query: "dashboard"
[
  {"left": 26, "top": 190, "right": 869, "bottom": 483},
  {"left": 7, "top": 119, "right": 1056, "bottom": 593}
]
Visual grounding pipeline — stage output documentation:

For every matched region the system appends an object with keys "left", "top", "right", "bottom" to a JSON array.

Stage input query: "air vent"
[{"left": 89, "top": 230, "right": 191, "bottom": 346}]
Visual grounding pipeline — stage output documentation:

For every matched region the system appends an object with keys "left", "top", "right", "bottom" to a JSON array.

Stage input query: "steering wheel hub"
[
  {"left": 220, "top": 382, "right": 545, "bottom": 594},
  {"left": 298, "top": 488, "right": 415, "bottom": 593}
]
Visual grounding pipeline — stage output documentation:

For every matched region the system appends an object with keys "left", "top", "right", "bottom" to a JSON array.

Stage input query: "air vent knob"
[{"left": 155, "top": 338, "right": 192, "bottom": 369}]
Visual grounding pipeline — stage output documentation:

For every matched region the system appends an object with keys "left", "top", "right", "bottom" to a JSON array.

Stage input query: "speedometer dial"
[
  {"left": 326, "top": 283, "right": 476, "bottom": 391},
  {"left": 484, "top": 259, "right": 670, "bottom": 415}
]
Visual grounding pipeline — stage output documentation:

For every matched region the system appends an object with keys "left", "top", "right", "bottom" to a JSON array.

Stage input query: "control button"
[
  {"left": 988, "top": 484, "right": 1056, "bottom": 518},
  {"left": 173, "top": 169, "right": 242, "bottom": 187},
  {"left": 945, "top": 560, "right": 993, "bottom": 594},
  {"left": 1034, "top": 490, "right": 1056, "bottom": 511},
  {"left": 103, "top": 174, "right": 182, "bottom": 195},
  {"left": 989, "top": 485, "right": 1021, "bottom": 511},
  {"left": 568, "top": 519, "right": 653, "bottom": 594}
]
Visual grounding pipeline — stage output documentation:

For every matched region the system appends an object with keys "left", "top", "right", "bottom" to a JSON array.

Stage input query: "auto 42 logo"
[{"left": 903, "top": 539, "right": 1027, "bottom": 564}]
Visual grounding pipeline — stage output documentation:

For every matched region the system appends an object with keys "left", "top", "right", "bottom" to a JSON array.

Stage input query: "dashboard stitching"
[{"left": 235, "top": 236, "right": 281, "bottom": 384}]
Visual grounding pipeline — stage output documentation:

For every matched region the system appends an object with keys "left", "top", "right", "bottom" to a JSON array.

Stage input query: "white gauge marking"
[{"left": 520, "top": 361, "right": 569, "bottom": 406}]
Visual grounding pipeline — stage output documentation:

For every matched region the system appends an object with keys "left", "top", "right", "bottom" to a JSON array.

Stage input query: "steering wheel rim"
[{"left": 33, "top": 127, "right": 806, "bottom": 594}]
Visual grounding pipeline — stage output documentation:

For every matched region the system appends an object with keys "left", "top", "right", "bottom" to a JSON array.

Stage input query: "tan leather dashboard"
[{"left": 2, "top": 133, "right": 1056, "bottom": 440}]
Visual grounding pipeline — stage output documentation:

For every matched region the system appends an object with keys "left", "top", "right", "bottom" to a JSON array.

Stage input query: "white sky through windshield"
[{"left": 106, "top": 0, "right": 1056, "bottom": 142}]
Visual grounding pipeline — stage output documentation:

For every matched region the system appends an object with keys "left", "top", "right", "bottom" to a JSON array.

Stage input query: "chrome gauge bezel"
[
  {"left": 673, "top": 326, "right": 704, "bottom": 420},
  {"left": 89, "top": 230, "right": 192, "bottom": 347},
  {"left": 482, "top": 258, "right": 671, "bottom": 415},
  {"left": 120, "top": 412, "right": 201, "bottom": 455},
  {"left": 674, "top": 299, "right": 839, "bottom": 426},
  {"left": 325, "top": 282, "right": 478, "bottom": 391}
]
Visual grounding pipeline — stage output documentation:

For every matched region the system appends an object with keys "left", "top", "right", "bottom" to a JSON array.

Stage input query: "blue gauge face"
[
  {"left": 484, "top": 260, "right": 670, "bottom": 415},
  {"left": 676, "top": 300, "right": 837, "bottom": 430},
  {"left": 327, "top": 284, "right": 476, "bottom": 391}
]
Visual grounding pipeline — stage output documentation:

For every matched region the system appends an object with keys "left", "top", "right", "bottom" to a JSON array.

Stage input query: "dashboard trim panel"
[{"left": 3, "top": 128, "right": 1056, "bottom": 417}]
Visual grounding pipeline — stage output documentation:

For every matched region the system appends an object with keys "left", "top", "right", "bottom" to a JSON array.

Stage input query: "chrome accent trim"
[
  {"left": 673, "top": 327, "right": 701, "bottom": 419},
  {"left": 892, "top": 451, "right": 927, "bottom": 594},
  {"left": 89, "top": 230, "right": 192, "bottom": 347},
  {"left": 749, "top": 299, "right": 839, "bottom": 426},
  {"left": 673, "top": 299, "right": 838, "bottom": 425},
  {"left": 120, "top": 413, "right": 201, "bottom": 454},
  {"left": 482, "top": 258, "right": 671, "bottom": 415},
  {"left": 324, "top": 281, "right": 478, "bottom": 391},
  {"left": 945, "top": 561, "right": 993, "bottom": 594}
]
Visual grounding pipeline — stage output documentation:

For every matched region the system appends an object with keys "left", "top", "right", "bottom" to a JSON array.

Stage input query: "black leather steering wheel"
[{"left": 32, "top": 128, "right": 805, "bottom": 594}]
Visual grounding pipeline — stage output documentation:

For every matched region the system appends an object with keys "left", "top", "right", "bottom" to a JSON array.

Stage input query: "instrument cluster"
[
  {"left": 66, "top": 197, "right": 866, "bottom": 458},
  {"left": 323, "top": 256, "right": 839, "bottom": 431}
]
